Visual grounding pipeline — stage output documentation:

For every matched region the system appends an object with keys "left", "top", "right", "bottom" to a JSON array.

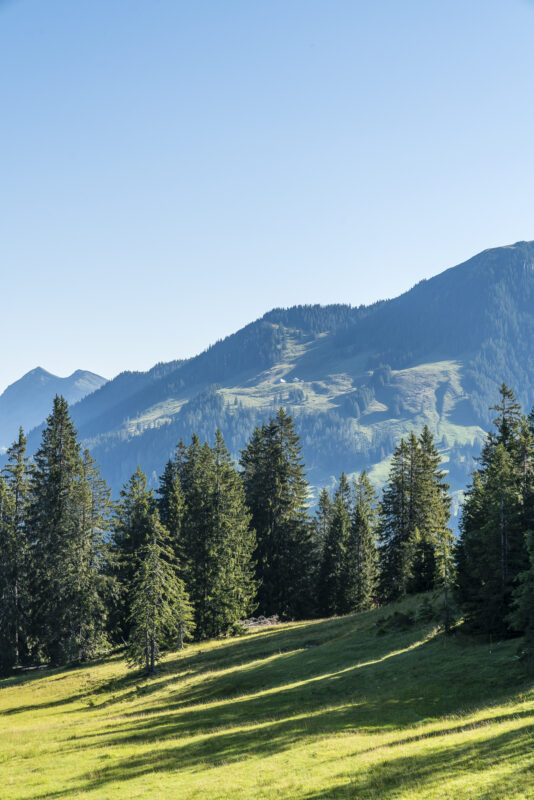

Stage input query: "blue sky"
[{"left": 1, "top": 0, "right": 534, "bottom": 391}]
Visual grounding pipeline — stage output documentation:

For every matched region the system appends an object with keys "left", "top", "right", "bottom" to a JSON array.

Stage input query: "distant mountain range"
[
  {"left": 0, "top": 368, "right": 107, "bottom": 451},
  {"left": 4, "top": 241, "right": 534, "bottom": 514}
]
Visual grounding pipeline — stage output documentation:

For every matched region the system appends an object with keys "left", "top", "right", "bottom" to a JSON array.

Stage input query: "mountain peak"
[{"left": 0, "top": 368, "right": 108, "bottom": 448}]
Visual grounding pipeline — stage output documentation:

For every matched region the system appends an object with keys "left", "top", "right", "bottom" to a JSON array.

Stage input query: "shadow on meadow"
[
  {"left": 24, "top": 700, "right": 534, "bottom": 800},
  {"left": 0, "top": 613, "right": 361, "bottom": 715},
  {"left": 7, "top": 608, "right": 534, "bottom": 800},
  {"left": 298, "top": 723, "right": 534, "bottom": 799},
  {"left": 24, "top": 623, "right": 533, "bottom": 800}
]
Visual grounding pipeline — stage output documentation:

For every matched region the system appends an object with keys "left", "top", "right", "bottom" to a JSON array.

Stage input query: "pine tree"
[
  {"left": 181, "top": 431, "right": 256, "bottom": 637},
  {"left": 0, "top": 428, "right": 30, "bottom": 668},
  {"left": 410, "top": 426, "right": 453, "bottom": 596},
  {"left": 111, "top": 467, "right": 155, "bottom": 643},
  {"left": 127, "top": 511, "right": 194, "bottom": 674},
  {"left": 0, "top": 476, "right": 16, "bottom": 672},
  {"left": 157, "top": 457, "right": 186, "bottom": 567},
  {"left": 240, "top": 408, "right": 314, "bottom": 619},
  {"left": 314, "top": 488, "right": 332, "bottom": 559},
  {"left": 28, "top": 397, "right": 110, "bottom": 663},
  {"left": 346, "top": 471, "right": 378, "bottom": 612},
  {"left": 379, "top": 427, "right": 452, "bottom": 602},
  {"left": 318, "top": 473, "right": 352, "bottom": 616},
  {"left": 378, "top": 438, "right": 411, "bottom": 600},
  {"left": 509, "top": 530, "right": 534, "bottom": 651},
  {"left": 69, "top": 450, "right": 112, "bottom": 661},
  {"left": 456, "top": 385, "right": 530, "bottom": 634}
]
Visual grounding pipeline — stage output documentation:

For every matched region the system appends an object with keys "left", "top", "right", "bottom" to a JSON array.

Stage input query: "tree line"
[{"left": 1, "top": 385, "right": 533, "bottom": 675}]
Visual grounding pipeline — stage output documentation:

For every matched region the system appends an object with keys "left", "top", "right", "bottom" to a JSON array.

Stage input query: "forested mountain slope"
[{"left": 15, "top": 241, "right": 534, "bottom": 501}]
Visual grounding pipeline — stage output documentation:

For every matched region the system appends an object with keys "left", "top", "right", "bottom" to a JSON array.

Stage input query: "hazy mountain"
[
  {"left": 0, "top": 368, "right": 107, "bottom": 450},
  {"left": 12, "top": 241, "right": 534, "bottom": 512}
]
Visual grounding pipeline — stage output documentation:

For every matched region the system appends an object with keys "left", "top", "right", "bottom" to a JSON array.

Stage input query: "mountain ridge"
[
  {"left": 0, "top": 368, "right": 107, "bottom": 450},
  {"left": 5, "top": 241, "right": 534, "bottom": 507}
]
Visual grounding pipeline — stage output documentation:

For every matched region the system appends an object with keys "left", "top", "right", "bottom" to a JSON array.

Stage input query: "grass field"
[{"left": 1, "top": 596, "right": 533, "bottom": 800}]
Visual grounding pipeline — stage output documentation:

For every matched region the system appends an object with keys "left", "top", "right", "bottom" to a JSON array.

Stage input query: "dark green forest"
[{"left": 1, "top": 383, "right": 534, "bottom": 675}]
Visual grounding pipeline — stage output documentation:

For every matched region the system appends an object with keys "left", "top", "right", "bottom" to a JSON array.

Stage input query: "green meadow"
[{"left": 1, "top": 597, "right": 533, "bottom": 800}]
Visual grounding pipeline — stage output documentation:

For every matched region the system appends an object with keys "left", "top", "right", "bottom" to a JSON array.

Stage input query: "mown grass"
[{"left": 1, "top": 595, "right": 533, "bottom": 799}]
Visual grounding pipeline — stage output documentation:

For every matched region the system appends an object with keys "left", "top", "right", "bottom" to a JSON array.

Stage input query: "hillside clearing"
[{"left": 1, "top": 597, "right": 533, "bottom": 800}]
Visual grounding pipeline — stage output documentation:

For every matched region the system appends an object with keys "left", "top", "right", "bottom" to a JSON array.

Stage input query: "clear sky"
[{"left": 1, "top": 0, "right": 534, "bottom": 392}]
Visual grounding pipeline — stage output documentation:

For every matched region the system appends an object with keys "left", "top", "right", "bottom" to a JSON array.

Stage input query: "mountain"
[
  {"left": 12, "top": 241, "right": 534, "bottom": 509},
  {"left": 0, "top": 368, "right": 107, "bottom": 451}
]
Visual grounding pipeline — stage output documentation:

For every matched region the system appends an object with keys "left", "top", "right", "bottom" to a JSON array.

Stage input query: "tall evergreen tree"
[
  {"left": 157, "top": 457, "right": 186, "bottom": 567},
  {"left": 456, "top": 384, "right": 531, "bottom": 634},
  {"left": 318, "top": 473, "right": 352, "bottom": 616},
  {"left": 346, "top": 471, "right": 379, "bottom": 612},
  {"left": 240, "top": 408, "right": 314, "bottom": 619},
  {"left": 127, "top": 511, "right": 194, "bottom": 674},
  {"left": 111, "top": 467, "right": 155, "bottom": 642},
  {"left": 28, "top": 397, "right": 110, "bottom": 663},
  {"left": 314, "top": 488, "right": 332, "bottom": 558},
  {"left": 181, "top": 431, "right": 256, "bottom": 637},
  {"left": 0, "top": 428, "right": 30, "bottom": 668},
  {"left": 378, "top": 438, "right": 411, "bottom": 600},
  {"left": 379, "top": 427, "right": 452, "bottom": 602},
  {"left": 410, "top": 426, "right": 453, "bottom": 595},
  {"left": 0, "top": 476, "right": 16, "bottom": 672}
]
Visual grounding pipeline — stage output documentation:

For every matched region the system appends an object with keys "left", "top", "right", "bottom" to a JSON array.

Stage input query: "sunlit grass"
[{"left": 1, "top": 595, "right": 533, "bottom": 799}]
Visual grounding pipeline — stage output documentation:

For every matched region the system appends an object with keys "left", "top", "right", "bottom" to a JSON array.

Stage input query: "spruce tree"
[
  {"left": 346, "top": 471, "right": 378, "bottom": 612},
  {"left": 410, "top": 426, "right": 453, "bottom": 595},
  {"left": 510, "top": 530, "right": 534, "bottom": 650},
  {"left": 456, "top": 385, "right": 531, "bottom": 634},
  {"left": 240, "top": 408, "right": 314, "bottom": 619},
  {"left": 314, "top": 488, "right": 332, "bottom": 558},
  {"left": 28, "top": 396, "right": 110, "bottom": 663},
  {"left": 0, "top": 428, "right": 30, "bottom": 668},
  {"left": 181, "top": 431, "right": 256, "bottom": 637},
  {"left": 379, "top": 427, "right": 452, "bottom": 602},
  {"left": 127, "top": 511, "right": 194, "bottom": 674},
  {"left": 70, "top": 450, "right": 112, "bottom": 661},
  {"left": 378, "top": 438, "right": 411, "bottom": 600},
  {"left": 157, "top": 457, "right": 186, "bottom": 570},
  {"left": 0, "top": 476, "right": 16, "bottom": 672},
  {"left": 111, "top": 467, "right": 155, "bottom": 642},
  {"left": 318, "top": 473, "right": 352, "bottom": 616}
]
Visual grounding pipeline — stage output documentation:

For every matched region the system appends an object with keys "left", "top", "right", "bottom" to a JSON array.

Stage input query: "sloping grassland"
[{"left": 1, "top": 597, "right": 533, "bottom": 800}]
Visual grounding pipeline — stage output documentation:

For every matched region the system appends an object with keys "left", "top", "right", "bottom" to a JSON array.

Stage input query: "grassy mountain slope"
[
  {"left": 1, "top": 597, "right": 533, "bottom": 799},
  {"left": 17, "top": 241, "right": 534, "bottom": 501}
]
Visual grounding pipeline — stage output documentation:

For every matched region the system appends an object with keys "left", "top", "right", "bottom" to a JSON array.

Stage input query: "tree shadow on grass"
[
  {"left": 23, "top": 707, "right": 534, "bottom": 800},
  {"left": 1, "top": 613, "right": 360, "bottom": 715},
  {"left": 299, "top": 723, "right": 534, "bottom": 799}
]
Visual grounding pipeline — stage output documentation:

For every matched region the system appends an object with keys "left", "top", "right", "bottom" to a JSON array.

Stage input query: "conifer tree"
[
  {"left": 314, "top": 488, "right": 332, "bottom": 558},
  {"left": 379, "top": 427, "right": 452, "bottom": 602},
  {"left": 157, "top": 458, "right": 186, "bottom": 566},
  {"left": 127, "top": 511, "right": 194, "bottom": 674},
  {"left": 456, "top": 384, "right": 531, "bottom": 634},
  {"left": 70, "top": 450, "right": 112, "bottom": 661},
  {"left": 378, "top": 438, "right": 411, "bottom": 600},
  {"left": 0, "top": 428, "right": 30, "bottom": 667},
  {"left": 410, "top": 426, "right": 453, "bottom": 595},
  {"left": 28, "top": 397, "right": 110, "bottom": 663},
  {"left": 181, "top": 431, "right": 256, "bottom": 637},
  {"left": 346, "top": 471, "right": 379, "bottom": 611},
  {"left": 0, "top": 476, "right": 16, "bottom": 672},
  {"left": 111, "top": 467, "right": 155, "bottom": 642},
  {"left": 318, "top": 473, "right": 352, "bottom": 616},
  {"left": 240, "top": 408, "right": 314, "bottom": 619}
]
